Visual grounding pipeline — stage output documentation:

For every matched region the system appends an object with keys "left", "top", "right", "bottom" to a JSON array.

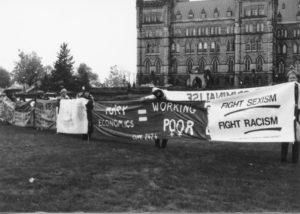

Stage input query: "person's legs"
[
  {"left": 161, "top": 139, "right": 168, "bottom": 148},
  {"left": 281, "top": 143, "right": 289, "bottom": 162},
  {"left": 292, "top": 141, "right": 299, "bottom": 163}
]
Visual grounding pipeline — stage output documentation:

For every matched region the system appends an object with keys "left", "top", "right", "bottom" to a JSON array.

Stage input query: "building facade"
[{"left": 136, "top": 0, "right": 300, "bottom": 89}]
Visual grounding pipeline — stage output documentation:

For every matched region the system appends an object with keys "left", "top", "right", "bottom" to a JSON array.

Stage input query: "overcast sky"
[{"left": 0, "top": 0, "right": 137, "bottom": 82}]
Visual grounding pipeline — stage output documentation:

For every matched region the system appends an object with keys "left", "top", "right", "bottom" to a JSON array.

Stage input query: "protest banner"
[
  {"left": 93, "top": 99, "right": 207, "bottom": 141},
  {"left": 151, "top": 87, "right": 262, "bottom": 102},
  {"left": 0, "top": 97, "right": 4, "bottom": 121},
  {"left": 35, "top": 99, "right": 58, "bottom": 130},
  {"left": 2, "top": 97, "right": 15, "bottom": 124},
  {"left": 56, "top": 98, "right": 89, "bottom": 134},
  {"left": 208, "top": 82, "right": 295, "bottom": 143},
  {"left": 13, "top": 100, "right": 34, "bottom": 127}
]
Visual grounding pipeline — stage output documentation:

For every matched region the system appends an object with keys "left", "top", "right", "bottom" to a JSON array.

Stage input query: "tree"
[
  {"left": 12, "top": 51, "right": 44, "bottom": 86},
  {"left": 52, "top": 43, "right": 74, "bottom": 90},
  {"left": 77, "top": 63, "right": 98, "bottom": 90},
  {"left": 0, "top": 67, "right": 11, "bottom": 88},
  {"left": 104, "top": 65, "right": 129, "bottom": 87}
]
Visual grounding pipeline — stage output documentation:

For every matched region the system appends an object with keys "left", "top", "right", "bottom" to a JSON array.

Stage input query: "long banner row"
[{"left": 0, "top": 82, "right": 298, "bottom": 143}]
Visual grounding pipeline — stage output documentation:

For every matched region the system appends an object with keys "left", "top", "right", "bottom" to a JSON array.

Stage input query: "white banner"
[
  {"left": 57, "top": 98, "right": 89, "bottom": 134},
  {"left": 208, "top": 82, "right": 296, "bottom": 143},
  {"left": 151, "top": 87, "right": 264, "bottom": 102}
]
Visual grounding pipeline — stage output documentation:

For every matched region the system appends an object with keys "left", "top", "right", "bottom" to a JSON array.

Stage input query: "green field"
[{"left": 0, "top": 122, "right": 299, "bottom": 212}]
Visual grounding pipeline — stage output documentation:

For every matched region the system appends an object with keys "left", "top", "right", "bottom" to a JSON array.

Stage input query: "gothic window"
[
  {"left": 257, "top": 23, "right": 260, "bottom": 32},
  {"left": 246, "top": 24, "right": 249, "bottom": 33},
  {"left": 205, "top": 27, "right": 209, "bottom": 35},
  {"left": 171, "top": 43, "right": 176, "bottom": 52},
  {"left": 252, "top": 8, "right": 258, "bottom": 16},
  {"left": 256, "top": 56, "right": 264, "bottom": 72},
  {"left": 246, "top": 40, "right": 251, "bottom": 51},
  {"left": 216, "top": 44, "right": 220, "bottom": 52},
  {"left": 176, "top": 43, "right": 180, "bottom": 53},
  {"left": 198, "top": 27, "right": 202, "bottom": 36},
  {"left": 227, "top": 26, "right": 230, "bottom": 34},
  {"left": 294, "top": 43, "right": 298, "bottom": 54},
  {"left": 245, "top": 56, "right": 251, "bottom": 72},
  {"left": 278, "top": 44, "right": 281, "bottom": 54},
  {"left": 186, "top": 29, "right": 189, "bottom": 36},
  {"left": 146, "top": 43, "right": 151, "bottom": 53},
  {"left": 188, "top": 9, "right": 194, "bottom": 19},
  {"left": 211, "top": 27, "right": 214, "bottom": 35},
  {"left": 204, "top": 42, "right": 208, "bottom": 52},
  {"left": 201, "top": 9, "right": 207, "bottom": 19},
  {"left": 185, "top": 42, "right": 191, "bottom": 53},
  {"left": 227, "top": 40, "right": 231, "bottom": 51},
  {"left": 211, "top": 42, "right": 215, "bottom": 52},
  {"left": 258, "top": 5, "right": 265, "bottom": 15},
  {"left": 175, "top": 10, "right": 182, "bottom": 20},
  {"left": 295, "top": 61, "right": 300, "bottom": 74},
  {"left": 251, "top": 39, "right": 256, "bottom": 51},
  {"left": 214, "top": 8, "right": 219, "bottom": 18},
  {"left": 218, "top": 26, "right": 222, "bottom": 34},
  {"left": 199, "top": 59, "right": 205, "bottom": 72},
  {"left": 249, "top": 24, "right": 253, "bottom": 32},
  {"left": 277, "top": 29, "right": 281, "bottom": 37},
  {"left": 231, "top": 39, "right": 235, "bottom": 51},
  {"left": 187, "top": 59, "right": 193, "bottom": 73},
  {"left": 193, "top": 28, "right": 197, "bottom": 36},
  {"left": 214, "top": 26, "right": 219, "bottom": 34},
  {"left": 283, "top": 44, "right": 287, "bottom": 54},
  {"left": 294, "top": 29, "right": 297, "bottom": 37},
  {"left": 279, "top": 61, "right": 285, "bottom": 74},
  {"left": 171, "top": 59, "right": 178, "bottom": 74},
  {"left": 260, "top": 23, "right": 264, "bottom": 32},
  {"left": 284, "top": 30, "right": 288, "bottom": 38},
  {"left": 155, "top": 59, "right": 161, "bottom": 73},
  {"left": 145, "top": 59, "right": 151, "bottom": 73},
  {"left": 227, "top": 7, "right": 233, "bottom": 17},
  {"left": 212, "top": 58, "right": 218, "bottom": 72},
  {"left": 257, "top": 40, "right": 262, "bottom": 50},
  {"left": 228, "top": 58, "right": 234, "bottom": 73},
  {"left": 198, "top": 42, "right": 203, "bottom": 51}
]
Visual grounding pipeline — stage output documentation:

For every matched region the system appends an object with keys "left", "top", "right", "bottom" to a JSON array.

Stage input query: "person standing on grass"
[
  {"left": 281, "top": 69, "right": 299, "bottom": 163},
  {"left": 78, "top": 87, "right": 94, "bottom": 141}
]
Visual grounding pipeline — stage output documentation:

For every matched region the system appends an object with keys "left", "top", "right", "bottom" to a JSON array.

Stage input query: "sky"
[{"left": 0, "top": 0, "right": 137, "bottom": 83}]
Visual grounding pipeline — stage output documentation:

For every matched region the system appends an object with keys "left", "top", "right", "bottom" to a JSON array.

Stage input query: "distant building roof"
[
  {"left": 174, "top": 0, "right": 235, "bottom": 20},
  {"left": 278, "top": 0, "right": 300, "bottom": 23}
]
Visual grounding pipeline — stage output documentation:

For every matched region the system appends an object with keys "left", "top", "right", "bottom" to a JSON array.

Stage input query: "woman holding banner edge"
[{"left": 281, "top": 69, "right": 299, "bottom": 163}]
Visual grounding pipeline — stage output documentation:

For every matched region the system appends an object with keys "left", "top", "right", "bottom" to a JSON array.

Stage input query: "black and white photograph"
[{"left": 0, "top": 0, "right": 299, "bottom": 212}]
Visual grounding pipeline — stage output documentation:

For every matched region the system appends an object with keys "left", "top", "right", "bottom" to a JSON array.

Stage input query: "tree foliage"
[
  {"left": 12, "top": 51, "right": 44, "bottom": 86},
  {"left": 0, "top": 67, "right": 11, "bottom": 88},
  {"left": 104, "top": 65, "right": 129, "bottom": 87},
  {"left": 51, "top": 43, "right": 74, "bottom": 90},
  {"left": 77, "top": 63, "right": 99, "bottom": 90}
]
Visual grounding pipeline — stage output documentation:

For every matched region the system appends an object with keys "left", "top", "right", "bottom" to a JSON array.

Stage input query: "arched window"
[
  {"left": 145, "top": 59, "right": 151, "bottom": 73},
  {"left": 294, "top": 43, "right": 298, "bottom": 54},
  {"left": 246, "top": 40, "right": 250, "bottom": 51},
  {"left": 295, "top": 61, "right": 300, "bottom": 74},
  {"left": 283, "top": 44, "right": 287, "bottom": 54},
  {"left": 245, "top": 56, "right": 251, "bottom": 72},
  {"left": 212, "top": 58, "right": 218, "bottom": 72},
  {"left": 146, "top": 43, "right": 151, "bottom": 53},
  {"left": 256, "top": 56, "right": 264, "bottom": 72},
  {"left": 278, "top": 44, "right": 281, "bottom": 54},
  {"left": 214, "top": 8, "right": 219, "bottom": 18},
  {"left": 227, "top": 40, "right": 231, "bottom": 51},
  {"left": 201, "top": 8, "right": 206, "bottom": 19},
  {"left": 231, "top": 39, "right": 235, "bottom": 51},
  {"left": 279, "top": 61, "right": 285, "bottom": 74},
  {"left": 204, "top": 42, "right": 208, "bottom": 51},
  {"left": 185, "top": 42, "right": 191, "bottom": 53},
  {"left": 211, "top": 42, "right": 215, "bottom": 52},
  {"left": 171, "top": 58, "right": 178, "bottom": 74},
  {"left": 187, "top": 59, "right": 193, "bottom": 73},
  {"left": 176, "top": 43, "right": 180, "bottom": 53},
  {"left": 188, "top": 9, "right": 194, "bottom": 19},
  {"left": 171, "top": 43, "right": 176, "bottom": 52},
  {"left": 155, "top": 59, "right": 161, "bottom": 73},
  {"left": 198, "top": 42, "right": 203, "bottom": 51},
  {"left": 284, "top": 30, "right": 288, "bottom": 38},
  {"left": 199, "top": 59, "right": 205, "bottom": 73},
  {"left": 228, "top": 58, "right": 234, "bottom": 73}
]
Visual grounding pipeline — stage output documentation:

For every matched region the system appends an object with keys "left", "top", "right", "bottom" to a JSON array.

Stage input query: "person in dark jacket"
[{"left": 78, "top": 88, "right": 94, "bottom": 141}]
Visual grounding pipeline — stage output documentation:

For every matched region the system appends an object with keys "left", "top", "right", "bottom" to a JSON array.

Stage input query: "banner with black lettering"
[
  {"left": 93, "top": 99, "right": 207, "bottom": 141},
  {"left": 151, "top": 87, "right": 262, "bottom": 102},
  {"left": 208, "top": 82, "right": 295, "bottom": 143},
  {"left": 35, "top": 99, "right": 58, "bottom": 130}
]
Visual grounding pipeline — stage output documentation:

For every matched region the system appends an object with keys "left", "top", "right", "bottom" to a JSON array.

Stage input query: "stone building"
[{"left": 136, "top": 0, "right": 300, "bottom": 89}]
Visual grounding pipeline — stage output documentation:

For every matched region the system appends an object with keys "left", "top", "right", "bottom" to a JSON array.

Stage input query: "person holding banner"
[
  {"left": 282, "top": 69, "right": 299, "bottom": 163},
  {"left": 78, "top": 88, "right": 94, "bottom": 141}
]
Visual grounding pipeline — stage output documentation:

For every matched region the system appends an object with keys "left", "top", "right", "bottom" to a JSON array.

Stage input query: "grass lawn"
[{"left": 0, "top": 122, "right": 299, "bottom": 212}]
